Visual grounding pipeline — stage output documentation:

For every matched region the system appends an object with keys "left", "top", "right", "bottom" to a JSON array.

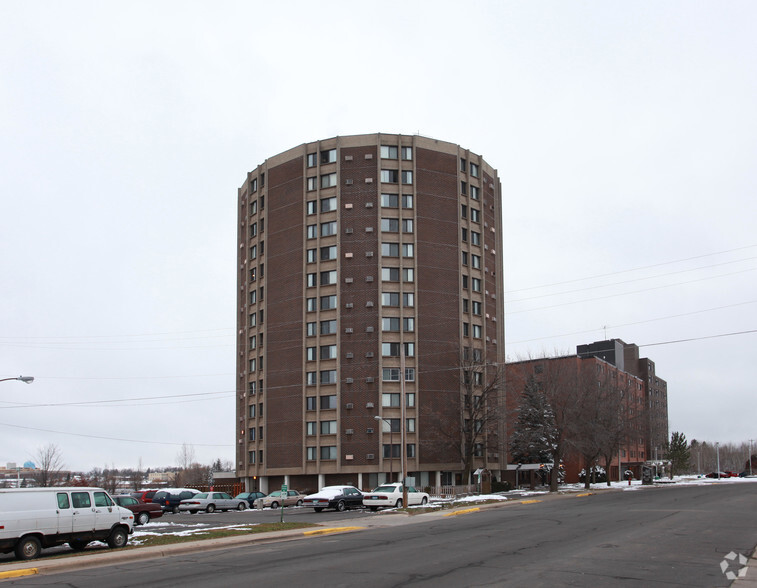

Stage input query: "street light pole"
[
  {"left": 0, "top": 376, "right": 34, "bottom": 384},
  {"left": 716, "top": 442, "right": 721, "bottom": 479},
  {"left": 750, "top": 439, "right": 753, "bottom": 477}
]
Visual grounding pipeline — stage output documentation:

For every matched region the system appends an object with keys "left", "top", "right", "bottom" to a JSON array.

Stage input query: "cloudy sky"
[{"left": 1, "top": 1, "right": 755, "bottom": 472}]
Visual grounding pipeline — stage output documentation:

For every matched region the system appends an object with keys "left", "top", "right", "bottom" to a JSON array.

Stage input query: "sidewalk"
[{"left": 730, "top": 547, "right": 757, "bottom": 586}]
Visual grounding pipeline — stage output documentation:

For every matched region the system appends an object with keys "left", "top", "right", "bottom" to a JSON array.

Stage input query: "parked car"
[
  {"left": 362, "top": 483, "right": 430, "bottom": 510},
  {"left": 254, "top": 490, "right": 304, "bottom": 509},
  {"left": 302, "top": 486, "right": 364, "bottom": 512},
  {"left": 151, "top": 488, "right": 200, "bottom": 513},
  {"left": 234, "top": 491, "right": 266, "bottom": 508},
  {"left": 130, "top": 490, "right": 159, "bottom": 504},
  {"left": 113, "top": 495, "right": 163, "bottom": 525},
  {"left": 0, "top": 487, "right": 133, "bottom": 560},
  {"left": 705, "top": 472, "right": 730, "bottom": 479},
  {"left": 178, "top": 492, "right": 247, "bottom": 513}
]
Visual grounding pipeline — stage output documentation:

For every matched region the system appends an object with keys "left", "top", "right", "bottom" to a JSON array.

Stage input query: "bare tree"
[
  {"left": 33, "top": 444, "right": 65, "bottom": 487},
  {"left": 176, "top": 443, "right": 196, "bottom": 471}
]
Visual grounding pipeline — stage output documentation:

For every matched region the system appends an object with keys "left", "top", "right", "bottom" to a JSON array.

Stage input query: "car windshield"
[
  {"left": 372, "top": 485, "right": 398, "bottom": 492},
  {"left": 194, "top": 493, "right": 208, "bottom": 499}
]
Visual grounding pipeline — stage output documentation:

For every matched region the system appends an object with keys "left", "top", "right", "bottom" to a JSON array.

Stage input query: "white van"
[{"left": 0, "top": 487, "right": 134, "bottom": 560}]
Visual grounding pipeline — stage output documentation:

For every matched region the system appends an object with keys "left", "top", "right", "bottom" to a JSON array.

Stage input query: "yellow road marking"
[
  {"left": 520, "top": 499, "right": 542, "bottom": 504},
  {"left": 0, "top": 569, "right": 38, "bottom": 580},
  {"left": 576, "top": 493, "right": 594, "bottom": 497},
  {"left": 443, "top": 507, "right": 480, "bottom": 517},
  {"left": 303, "top": 526, "right": 364, "bottom": 536}
]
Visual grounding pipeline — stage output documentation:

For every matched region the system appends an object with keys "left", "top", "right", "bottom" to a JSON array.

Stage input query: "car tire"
[
  {"left": 296, "top": 499, "right": 303, "bottom": 506},
  {"left": 238, "top": 502, "right": 246, "bottom": 511},
  {"left": 68, "top": 540, "right": 88, "bottom": 551},
  {"left": 15, "top": 536, "right": 42, "bottom": 560},
  {"left": 314, "top": 507, "right": 323, "bottom": 512},
  {"left": 395, "top": 499, "right": 403, "bottom": 508},
  {"left": 270, "top": 501, "right": 279, "bottom": 509},
  {"left": 421, "top": 497, "right": 428, "bottom": 505},
  {"left": 136, "top": 511, "right": 150, "bottom": 525},
  {"left": 107, "top": 527, "right": 129, "bottom": 549},
  {"left": 172, "top": 506, "right": 180, "bottom": 514},
  {"left": 206, "top": 504, "right": 216, "bottom": 513},
  {"left": 369, "top": 506, "right": 378, "bottom": 512},
  {"left": 336, "top": 500, "right": 346, "bottom": 512}
]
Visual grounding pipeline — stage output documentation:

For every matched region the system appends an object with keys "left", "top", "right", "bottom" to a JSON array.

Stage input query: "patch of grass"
[{"left": 134, "top": 522, "right": 316, "bottom": 548}]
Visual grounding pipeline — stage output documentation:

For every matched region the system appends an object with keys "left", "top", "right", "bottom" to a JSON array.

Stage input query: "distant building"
[{"left": 578, "top": 339, "right": 669, "bottom": 461}]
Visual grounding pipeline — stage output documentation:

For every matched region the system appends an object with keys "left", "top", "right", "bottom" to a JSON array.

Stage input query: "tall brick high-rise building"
[{"left": 235, "top": 134, "right": 504, "bottom": 493}]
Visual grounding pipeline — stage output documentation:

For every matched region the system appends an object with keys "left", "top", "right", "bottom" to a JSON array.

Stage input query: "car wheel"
[
  {"left": 421, "top": 497, "right": 428, "bottom": 505},
  {"left": 15, "top": 536, "right": 42, "bottom": 560},
  {"left": 238, "top": 502, "right": 246, "bottom": 511},
  {"left": 136, "top": 511, "right": 150, "bottom": 525},
  {"left": 296, "top": 499, "right": 303, "bottom": 506},
  {"left": 172, "top": 506, "right": 180, "bottom": 514},
  {"left": 395, "top": 499, "right": 403, "bottom": 508},
  {"left": 107, "top": 527, "right": 129, "bottom": 549},
  {"left": 206, "top": 504, "right": 216, "bottom": 513},
  {"left": 369, "top": 506, "right": 378, "bottom": 512},
  {"left": 336, "top": 500, "right": 346, "bottom": 512},
  {"left": 314, "top": 507, "right": 323, "bottom": 512},
  {"left": 68, "top": 540, "right": 88, "bottom": 551},
  {"left": 270, "top": 501, "right": 279, "bottom": 509}
]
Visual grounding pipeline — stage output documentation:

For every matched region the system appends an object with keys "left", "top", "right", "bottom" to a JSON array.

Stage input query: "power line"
[{"left": 639, "top": 329, "right": 757, "bottom": 348}]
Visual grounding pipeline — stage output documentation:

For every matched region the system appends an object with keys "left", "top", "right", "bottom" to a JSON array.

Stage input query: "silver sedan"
[{"left": 178, "top": 492, "right": 247, "bottom": 513}]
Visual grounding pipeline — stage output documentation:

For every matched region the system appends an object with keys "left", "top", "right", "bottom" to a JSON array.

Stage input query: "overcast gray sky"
[{"left": 1, "top": 1, "right": 755, "bottom": 472}]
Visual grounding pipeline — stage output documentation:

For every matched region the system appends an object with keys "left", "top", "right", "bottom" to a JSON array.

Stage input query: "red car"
[
  {"left": 130, "top": 490, "right": 159, "bottom": 504},
  {"left": 114, "top": 495, "right": 163, "bottom": 525}
]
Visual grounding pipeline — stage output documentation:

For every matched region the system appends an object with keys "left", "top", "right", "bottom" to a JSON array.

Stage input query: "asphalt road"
[{"left": 4, "top": 484, "right": 757, "bottom": 587}]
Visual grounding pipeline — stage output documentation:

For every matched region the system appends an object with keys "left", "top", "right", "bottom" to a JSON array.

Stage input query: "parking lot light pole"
[
  {"left": 750, "top": 440, "right": 753, "bottom": 477},
  {"left": 0, "top": 376, "right": 34, "bottom": 384}
]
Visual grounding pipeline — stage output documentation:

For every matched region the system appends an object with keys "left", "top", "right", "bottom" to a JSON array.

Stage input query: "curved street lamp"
[{"left": 0, "top": 376, "right": 34, "bottom": 384}]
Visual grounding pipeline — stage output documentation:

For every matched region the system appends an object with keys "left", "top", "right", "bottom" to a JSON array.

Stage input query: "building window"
[
  {"left": 306, "top": 447, "right": 317, "bottom": 460},
  {"left": 472, "top": 277, "right": 482, "bottom": 292},
  {"left": 320, "top": 395, "right": 337, "bottom": 409},
  {"left": 472, "top": 324, "right": 482, "bottom": 339},
  {"left": 306, "top": 297, "right": 317, "bottom": 312},
  {"left": 404, "top": 292, "right": 414, "bottom": 307},
  {"left": 461, "top": 204, "right": 467, "bottom": 219},
  {"left": 463, "top": 322, "right": 469, "bottom": 337},
  {"left": 382, "top": 292, "right": 399, "bottom": 307},
  {"left": 403, "top": 317, "right": 414, "bottom": 332},
  {"left": 382, "top": 367, "right": 401, "bottom": 381},
  {"left": 380, "top": 145, "right": 398, "bottom": 159},
  {"left": 259, "top": 450, "right": 263, "bottom": 464},
  {"left": 401, "top": 171, "right": 412, "bottom": 184},
  {"left": 249, "top": 290, "right": 257, "bottom": 304},
  {"left": 320, "top": 319, "right": 337, "bottom": 335},
  {"left": 461, "top": 181, "right": 467, "bottom": 195},
  {"left": 307, "top": 177, "right": 317, "bottom": 191},
  {"left": 250, "top": 200, "right": 257, "bottom": 216},
  {"left": 402, "top": 243, "right": 413, "bottom": 257},
  {"left": 250, "top": 244, "right": 257, "bottom": 260},
  {"left": 320, "top": 173, "right": 337, "bottom": 189},
  {"left": 249, "top": 427, "right": 256, "bottom": 441},
  {"left": 307, "top": 224, "right": 317, "bottom": 239},
  {"left": 472, "top": 301, "right": 481, "bottom": 315},
  {"left": 320, "top": 420, "right": 337, "bottom": 435},
  {"left": 307, "top": 273, "right": 317, "bottom": 288},
  {"left": 383, "top": 444, "right": 401, "bottom": 458},
  {"left": 306, "top": 347, "right": 317, "bottom": 361},
  {"left": 307, "top": 248, "right": 317, "bottom": 263},
  {"left": 471, "top": 231, "right": 481, "bottom": 246},
  {"left": 249, "top": 404, "right": 256, "bottom": 418},
  {"left": 407, "top": 444, "right": 416, "bottom": 458},
  {"left": 381, "top": 218, "right": 399, "bottom": 232},
  {"left": 321, "top": 197, "right": 337, "bottom": 213},
  {"left": 321, "top": 149, "right": 337, "bottom": 164},
  {"left": 321, "top": 221, "right": 337, "bottom": 237},
  {"left": 403, "top": 268, "right": 414, "bottom": 282},
  {"left": 307, "top": 200, "right": 317, "bottom": 215},
  {"left": 462, "top": 275, "right": 469, "bottom": 289},
  {"left": 471, "top": 208, "right": 480, "bottom": 223},
  {"left": 320, "top": 270, "right": 337, "bottom": 285},
  {"left": 402, "top": 219, "right": 413, "bottom": 233},
  {"left": 320, "top": 245, "right": 337, "bottom": 261},
  {"left": 462, "top": 252, "right": 468, "bottom": 266},
  {"left": 401, "top": 146, "right": 412, "bottom": 160},
  {"left": 306, "top": 372, "right": 317, "bottom": 386},
  {"left": 460, "top": 157, "right": 466, "bottom": 172},
  {"left": 406, "top": 392, "right": 415, "bottom": 407},
  {"left": 307, "top": 321, "right": 317, "bottom": 336},
  {"left": 320, "top": 295, "right": 337, "bottom": 310},
  {"left": 462, "top": 298, "right": 469, "bottom": 313},
  {"left": 320, "top": 370, "right": 337, "bottom": 385},
  {"left": 381, "top": 193, "right": 399, "bottom": 208},
  {"left": 306, "top": 397, "right": 317, "bottom": 410},
  {"left": 249, "top": 223, "right": 257, "bottom": 238},
  {"left": 379, "top": 418, "right": 401, "bottom": 433},
  {"left": 381, "top": 169, "right": 399, "bottom": 183},
  {"left": 470, "top": 162, "right": 479, "bottom": 177},
  {"left": 307, "top": 153, "right": 317, "bottom": 168},
  {"left": 462, "top": 227, "right": 468, "bottom": 242},
  {"left": 382, "top": 342, "right": 400, "bottom": 357},
  {"left": 382, "top": 243, "right": 400, "bottom": 257},
  {"left": 382, "top": 393, "right": 400, "bottom": 407},
  {"left": 306, "top": 422, "right": 317, "bottom": 436},
  {"left": 404, "top": 342, "right": 415, "bottom": 357},
  {"left": 402, "top": 194, "right": 413, "bottom": 209},
  {"left": 406, "top": 418, "right": 416, "bottom": 433},
  {"left": 381, "top": 267, "right": 399, "bottom": 282},
  {"left": 249, "top": 313, "right": 256, "bottom": 327},
  {"left": 382, "top": 317, "right": 400, "bottom": 332},
  {"left": 470, "top": 185, "right": 479, "bottom": 200},
  {"left": 320, "top": 345, "right": 337, "bottom": 360},
  {"left": 251, "top": 178, "right": 258, "bottom": 193},
  {"left": 320, "top": 446, "right": 337, "bottom": 460},
  {"left": 405, "top": 368, "right": 415, "bottom": 382},
  {"left": 249, "top": 451, "right": 256, "bottom": 464}
]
